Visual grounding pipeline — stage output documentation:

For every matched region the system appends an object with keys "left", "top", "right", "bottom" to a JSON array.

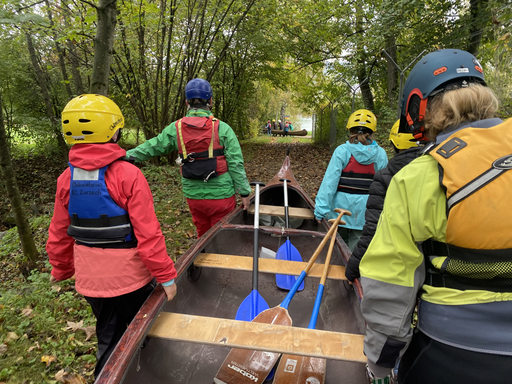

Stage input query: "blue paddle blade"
[
  {"left": 275, "top": 240, "right": 304, "bottom": 291},
  {"left": 235, "top": 289, "right": 270, "bottom": 321}
]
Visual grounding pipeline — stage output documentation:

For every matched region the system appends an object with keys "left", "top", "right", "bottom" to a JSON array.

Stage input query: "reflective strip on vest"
[
  {"left": 418, "top": 299, "right": 512, "bottom": 355},
  {"left": 447, "top": 160, "right": 512, "bottom": 211}
]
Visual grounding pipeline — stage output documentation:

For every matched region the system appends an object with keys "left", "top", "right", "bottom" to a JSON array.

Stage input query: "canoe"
[
  {"left": 96, "top": 155, "right": 366, "bottom": 384},
  {"left": 271, "top": 129, "right": 308, "bottom": 136}
]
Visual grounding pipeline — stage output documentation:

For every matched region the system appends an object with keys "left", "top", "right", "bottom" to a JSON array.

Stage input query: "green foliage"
[{"left": 0, "top": 225, "right": 97, "bottom": 382}]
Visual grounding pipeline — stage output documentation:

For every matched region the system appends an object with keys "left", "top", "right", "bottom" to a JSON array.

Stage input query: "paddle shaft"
[
  {"left": 281, "top": 178, "right": 290, "bottom": 236},
  {"left": 280, "top": 208, "right": 348, "bottom": 310},
  {"left": 252, "top": 183, "right": 262, "bottom": 292},
  {"left": 272, "top": 217, "right": 341, "bottom": 384},
  {"left": 309, "top": 220, "right": 337, "bottom": 329}
]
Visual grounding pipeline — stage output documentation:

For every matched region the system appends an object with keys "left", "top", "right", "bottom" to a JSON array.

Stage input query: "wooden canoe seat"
[
  {"left": 148, "top": 312, "right": 366, "bottom": 363},
  {"left": 247, "top": 204, "right": 315, "bottom": 220},
  {"left": 194, "top": 253, "right": 347, "bottom": 280}
]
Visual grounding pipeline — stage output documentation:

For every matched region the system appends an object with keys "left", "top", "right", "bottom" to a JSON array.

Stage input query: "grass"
[{"left": 0, "top": 161, "right": 196, "bottom": 383}]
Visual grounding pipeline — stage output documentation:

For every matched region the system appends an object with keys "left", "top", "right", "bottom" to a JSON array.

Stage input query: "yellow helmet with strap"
[
  {"left": 389, "top": 119, "right": 418, "bottom": 150},
  {"left": 346, "top": 109, "right": 377, "bottom": 132},
  {"left": 62, "top": 94, "right": 124, "bottom": 144}
]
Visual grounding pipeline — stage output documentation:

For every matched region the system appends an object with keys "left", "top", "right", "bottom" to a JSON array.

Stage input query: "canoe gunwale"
[{"left": 95, "top": 155, "right": 363, "bottom": 384}]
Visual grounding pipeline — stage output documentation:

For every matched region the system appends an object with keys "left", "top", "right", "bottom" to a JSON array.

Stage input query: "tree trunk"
[
  {"left": 45, "top": 0, "right": 73, "bottom": 98},
  {"left": 329, "top": 106, "right": 337, "bottom": 150},
  {"left": 0, "top": 91, "right": 39, "bottom": 271},
  {"left": 90, "top": 0, "right": 118, "bottom": 95},
  {"left": 467, "top": 0, "right": 489, "bottom": 55},
  {"left": 385, "top": 35, "right": 398, "bottom": 111},
  {"left": 355, "top": 8, "right": 374, "bottom": 111},
  {"left": 25, "top": 31, "right": 69, "bottom": 162},
  {"left": 62, "top": 0, "right": 85, "bottom": 95},
  {"left": 358, "top": 66, "right": 375, "bottom": 112}
]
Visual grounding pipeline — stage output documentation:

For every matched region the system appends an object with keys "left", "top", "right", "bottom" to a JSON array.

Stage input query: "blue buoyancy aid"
[{"left": 67, "top": 163, "right": 136, "bottom": 248}]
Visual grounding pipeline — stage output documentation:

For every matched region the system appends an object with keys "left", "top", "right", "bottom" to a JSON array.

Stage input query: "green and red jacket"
[{"left": 126, "top": 109, "right": 251, "bottom": 200}]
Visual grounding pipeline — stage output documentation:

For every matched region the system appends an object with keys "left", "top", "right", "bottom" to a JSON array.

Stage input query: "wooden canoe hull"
[
  {"left": 270, "top": 129, "right": 308, "bottom": 136},
  {"left": 96, "top": 155, "right": 366, "bottom": 384}
]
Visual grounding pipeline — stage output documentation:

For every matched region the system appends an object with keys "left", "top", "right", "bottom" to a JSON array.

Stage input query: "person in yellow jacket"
[{"left": 360, "top": 49, "right": 510, "bottom": 384}]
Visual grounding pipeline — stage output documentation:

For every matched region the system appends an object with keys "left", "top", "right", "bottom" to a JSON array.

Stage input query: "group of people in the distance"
[
  {"left": 314, "top": 48, "right": 509, "bottom": 384},
  {"left": 265, "top": 119, "right": 294, "bottom": 136},
  {"left": 45, "top": 47, "right": 510, "bottom": 383}
]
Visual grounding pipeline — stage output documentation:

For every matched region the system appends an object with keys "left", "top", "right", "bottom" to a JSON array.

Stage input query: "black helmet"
[
  {"left": 185, "top": 78, "right": 213, "bottom": 100},
  {"left": 398, "top": 49, "right": 486, "bottom": 139}
]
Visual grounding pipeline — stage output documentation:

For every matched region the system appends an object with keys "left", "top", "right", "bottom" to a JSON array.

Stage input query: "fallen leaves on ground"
[
  {"left": 41, "top": 355, "right": 57, "bottom": 366},
  {"left": 55, "top": 369, "right": 87, "bottom": 383}
]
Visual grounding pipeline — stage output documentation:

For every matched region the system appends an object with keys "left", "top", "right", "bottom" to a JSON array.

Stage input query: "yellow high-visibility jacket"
[{"left": 360, "top": 118, "right": 512, "bottom": 377}]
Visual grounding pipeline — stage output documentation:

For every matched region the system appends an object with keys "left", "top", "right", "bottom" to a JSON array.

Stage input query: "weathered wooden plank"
[
  {"left": 194, "top": 253, "right": 347, "bottom": 280},
  {"left": 148, "top": 312, "right": 366, "bottom": 363},
  {"left": 247, "top": 204, "right": 314, "bottom": 220}
]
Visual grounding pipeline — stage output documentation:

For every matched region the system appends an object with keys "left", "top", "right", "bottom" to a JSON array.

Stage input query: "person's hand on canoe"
[
  {"left": 163, "top": 283, "right": 177, "bottom": 301},
  {"left": 241, "top": 196, "right": 250, "bottom": 210}
]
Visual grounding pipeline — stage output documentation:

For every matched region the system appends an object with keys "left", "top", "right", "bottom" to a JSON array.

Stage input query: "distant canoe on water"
[
  {"left": 96, "top": 154, "right": 367, "bottom": 384},
  {"left": 271, "top": 129, "right": 308, "bottom": 136}
]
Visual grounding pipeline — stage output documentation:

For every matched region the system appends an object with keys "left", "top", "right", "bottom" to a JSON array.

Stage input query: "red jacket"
[{"left": 46, "top": 143, "right": 177, "bottom": 298}]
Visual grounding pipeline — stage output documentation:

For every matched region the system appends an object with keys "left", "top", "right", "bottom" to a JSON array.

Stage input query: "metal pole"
[
  {"left": 382, "top": 49, "right": 427, "bottom": 119},
  {"left": 341, "top": 77, "right": 368, "bottom": 113}
]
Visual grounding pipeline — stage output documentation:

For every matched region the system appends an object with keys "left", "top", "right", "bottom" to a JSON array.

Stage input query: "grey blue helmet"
[
  {"left": 398, "top": 49, "right": 486, "bottom": 139},
  {"left": 185, "top": 78, "right": 213, "bottom": 100}
]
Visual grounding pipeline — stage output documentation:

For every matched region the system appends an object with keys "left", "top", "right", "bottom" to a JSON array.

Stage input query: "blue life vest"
[{"left": 67, "top": 163, "right": 136, "bottom": 248}]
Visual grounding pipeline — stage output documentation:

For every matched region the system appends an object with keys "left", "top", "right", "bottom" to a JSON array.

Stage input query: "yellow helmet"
[
  {"left": 389, "top": 120, "right": 418, "bottom": 150},
  {"left": 346, "top": 109, "right": 377, "bottom": 132},
  {"left": 61, "top": 94, "right": 124, "bottom": 144}
]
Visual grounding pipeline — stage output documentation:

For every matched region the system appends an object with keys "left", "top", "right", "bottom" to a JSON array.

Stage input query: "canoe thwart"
[
  {"left": 148, "top": 312, "right": 366, "bottom": 363},
  {"left": 247, "top": 204, "right": 314, "bottom": 220},
  {"left": 194, "top": 253, "right": 347, "bottom": 280}
]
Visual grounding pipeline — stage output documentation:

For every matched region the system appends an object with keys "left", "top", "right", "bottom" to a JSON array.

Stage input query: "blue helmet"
[
  {"left": 399, "top": 49, "right": 486, "bottom": 139},
  {"left": 185, "top": 78, "right": 213, "bottom": 100}
]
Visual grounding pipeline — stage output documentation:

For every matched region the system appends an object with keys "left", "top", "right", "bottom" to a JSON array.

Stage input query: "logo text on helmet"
[
  {"left": 456, "top": 68, "right": 470, "bottom": 73},
  {"left": 110, "top": 118, "right": 123, "bottom": 131}
]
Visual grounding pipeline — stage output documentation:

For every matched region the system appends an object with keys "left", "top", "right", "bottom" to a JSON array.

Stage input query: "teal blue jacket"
[{"left": 314, "top": 141, "right": 388, "bottom": 229}]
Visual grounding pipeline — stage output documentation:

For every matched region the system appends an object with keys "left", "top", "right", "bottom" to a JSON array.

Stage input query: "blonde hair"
[
  {"left": 424, "top": 84, "right": 499, "bottom": 139},
  {"left": 348, "top": 128, "right": 374, "bottom": 145}
]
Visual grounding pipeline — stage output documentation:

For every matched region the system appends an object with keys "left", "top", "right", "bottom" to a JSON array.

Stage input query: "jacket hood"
[
  {"left": 344, "top": 141, "right": 383, "bottom": 165},
  {"left": 68, "top": 143, "right": 126, "bottom": 170},
  {"left": 183, "top": 109, "right": 214, "bottom": 129}
]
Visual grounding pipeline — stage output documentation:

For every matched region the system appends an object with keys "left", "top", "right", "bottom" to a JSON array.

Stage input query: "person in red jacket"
[{"left": 46, "top": 94, "right": 178, "bottom": 378}]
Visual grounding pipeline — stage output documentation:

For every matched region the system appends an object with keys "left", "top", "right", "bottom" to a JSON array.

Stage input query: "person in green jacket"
[
  {"left": 127, "top": 78, "right": 251, "bottom": 237},
  {"left": 360, "top": 49, "right": 509, "bottom": 384}
]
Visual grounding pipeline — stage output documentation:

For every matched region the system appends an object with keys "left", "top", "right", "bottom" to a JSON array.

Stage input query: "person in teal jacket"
[
  {"left": 314, "top": 109, "right": 388, "bottom": 252},
  {"left": 127, "top": 79, "right": 251, "bottom": 237}
]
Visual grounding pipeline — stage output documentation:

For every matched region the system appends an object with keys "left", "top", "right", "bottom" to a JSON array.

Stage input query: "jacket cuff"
[
  {"left": 240, "top": 194, "right": 249, "bottom": 198},
  {"left": 367, "top": 360, "right": 392, "bottom": 379}
]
